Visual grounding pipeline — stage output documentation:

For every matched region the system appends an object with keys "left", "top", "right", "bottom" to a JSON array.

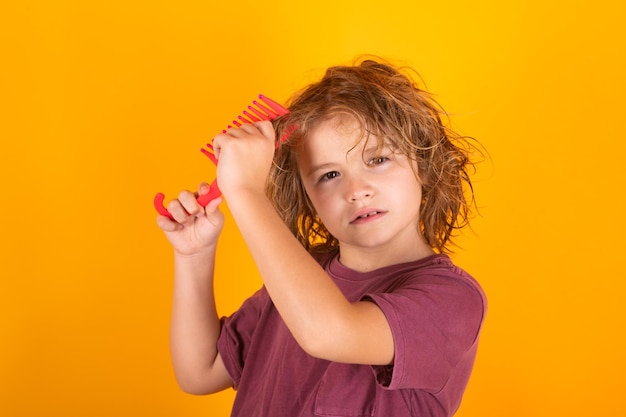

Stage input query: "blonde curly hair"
[{"left": 268, "top": 57, "right": 480, "bottom": 254}]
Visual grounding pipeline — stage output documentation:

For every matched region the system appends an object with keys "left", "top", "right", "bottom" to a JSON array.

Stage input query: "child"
[{"left": 157, "top": 58, "right": 487, "bottom": 417}]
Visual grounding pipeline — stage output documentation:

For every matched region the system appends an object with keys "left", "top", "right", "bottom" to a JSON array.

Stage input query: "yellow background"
[{"left": 1, "top": 1, "right": 624, "bottom": 416}]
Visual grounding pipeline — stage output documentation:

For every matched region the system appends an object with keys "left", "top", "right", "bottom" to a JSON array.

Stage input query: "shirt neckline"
[{"left": 326, "top": 251, "right": 450, "bottom": 282}]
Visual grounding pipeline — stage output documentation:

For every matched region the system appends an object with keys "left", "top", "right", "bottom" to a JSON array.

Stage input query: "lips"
[
  {"left": 350, "top": 209, "right": 386, "bottom": 224},
  {"left": 357, "top": 211, "right": 379, "bottom": 219}
]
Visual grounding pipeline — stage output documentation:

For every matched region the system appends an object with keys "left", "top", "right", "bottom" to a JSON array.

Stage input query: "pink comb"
[{"left": 154, "top": 94, "right": 290, "bottom": 220}]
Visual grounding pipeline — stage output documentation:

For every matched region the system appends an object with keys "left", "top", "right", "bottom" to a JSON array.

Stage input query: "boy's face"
[{"left": 296, "top": 117, "right": 432, "bottom": 269}]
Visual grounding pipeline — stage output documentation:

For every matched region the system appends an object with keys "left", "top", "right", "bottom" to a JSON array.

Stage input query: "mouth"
[{"left": 350, "top": 210, "right": 385, "bottom": 224}]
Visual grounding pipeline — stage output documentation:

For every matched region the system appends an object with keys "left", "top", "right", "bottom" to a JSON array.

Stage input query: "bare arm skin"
[
  {"left": 228, "top": 191, "right": 394, "bottom": 365},
  {"left": 157, "top": 185, "right": 233, "bottom": 394},
  {"left": 213, "top": 122, "right": 395, "bottom": 365}
]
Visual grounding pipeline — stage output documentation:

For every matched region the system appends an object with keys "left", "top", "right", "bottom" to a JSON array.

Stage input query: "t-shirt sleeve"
[
  {"left": 364, "top": 270, "right": 486, "bottom": 392},
  {"left": 217, "top": 288, "right": 268, "bottom": 389}
]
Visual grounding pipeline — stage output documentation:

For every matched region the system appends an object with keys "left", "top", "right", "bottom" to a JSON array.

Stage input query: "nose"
[{"left": 345, "top": 174, "right": 373, "bottom": 202}]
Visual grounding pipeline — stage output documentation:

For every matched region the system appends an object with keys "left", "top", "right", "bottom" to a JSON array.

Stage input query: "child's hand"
[
  {"left": 156, "top": 182, "right": 225, "bottom": 256},
  {"left": 212, "top": 121, "right": 276, "bottom": 199}
]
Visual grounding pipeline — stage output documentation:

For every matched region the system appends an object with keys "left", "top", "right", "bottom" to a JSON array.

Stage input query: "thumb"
[{"left": 204, "top": 196, "right": 223, "bottom": 214}]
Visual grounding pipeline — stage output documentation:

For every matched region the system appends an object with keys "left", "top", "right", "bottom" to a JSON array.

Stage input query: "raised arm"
[
  {"left": 157, "top": 184, "right": 232, "bottom": 394},
  {"left": 212, "top": 123, "right": 395, "bottom": 365}
]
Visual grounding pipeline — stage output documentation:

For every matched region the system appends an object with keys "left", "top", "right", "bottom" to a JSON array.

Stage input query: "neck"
[{"left": 338, "top": 243, "right": 436, "bottom": 273}]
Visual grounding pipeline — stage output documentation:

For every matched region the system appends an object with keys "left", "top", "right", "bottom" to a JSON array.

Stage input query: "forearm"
[
  {"left": 226, "top": 191, "right": 353, "bottom": 357},
  {"left": 212, "top": 122, "right": 394, "bottom": 364},
  {"left": 169, "top": 248, "right": 227, "bottom": 393}
]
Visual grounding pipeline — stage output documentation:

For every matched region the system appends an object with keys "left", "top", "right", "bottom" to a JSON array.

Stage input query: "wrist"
[
  {"left": 173, "top": 245, "right": 217, "bottom": 264},
  {"left": 224, "top": 189, "right": 271, "bottom": 215},
  {"left": 173, "top": 247, "right": 218, "bottom": 287}
]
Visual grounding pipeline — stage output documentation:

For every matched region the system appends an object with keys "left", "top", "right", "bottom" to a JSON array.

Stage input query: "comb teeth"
[
  {"left": 258, "top": 94, "right": 290, "bottom": 116},
  {"left": 153, "top": 94, "right": 291, "bottom": 220},
  {"left": 246, "top": 104, "right": 271, "bottom": 122},
  {"left": 242, "top": 110, "right": 261, "bottom": 122},
  {"left": 229, "top": 94, "right": 289, "bottom": 127},
  {"left": 206, "top": 93, "right": 290, "bottom": 158}
]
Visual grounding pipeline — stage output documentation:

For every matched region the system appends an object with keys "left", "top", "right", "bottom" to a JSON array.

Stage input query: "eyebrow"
[
  {"left": 304, "top": 141, "right": 391, "bottom": 178},
  {"left": 305, "top": 162, "right": 335, "bottom": 179}
]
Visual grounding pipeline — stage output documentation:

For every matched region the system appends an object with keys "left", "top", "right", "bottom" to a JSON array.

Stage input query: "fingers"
[
  {"left": 227, "top": 122, "right": 258, "bottom": 137},
  {"left": 164, "top": 181, "right": 215, "bottom": 220},
  {"left": 217, "top": 120, "right": 274, "bottom": 140},
  {"left": 254, "top": 120, "right": 276, "bottom": 141},
  {"left": 164, "top": 188, "right": 204, "bottom": 225},
  {"left": 156, "top": 214, "right": 182, "bottom": 232},
  {"left": 212, "top": 121, "right": 275, "bottom": 157},
  {"left": 181, "top": 190, "right": 201, "bottom": 214},
  {"left": 197, "top": 182, "right": 211, "bottom": 195}
]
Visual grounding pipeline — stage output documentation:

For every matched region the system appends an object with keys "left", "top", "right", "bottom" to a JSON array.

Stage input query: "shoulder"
[
  {"left": 365, "top": 254, "right": 487, "bottom": 346},
  {"left": 388, "top": 254, "right": 485, "bottom": 303},
  {"left": 366, "top": 255, "right": 487, "bottom": 391}
]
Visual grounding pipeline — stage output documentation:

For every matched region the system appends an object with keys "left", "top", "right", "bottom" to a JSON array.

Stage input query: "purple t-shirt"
[{"left": 217, "top": 252, "right": 487, "bottom": 417}]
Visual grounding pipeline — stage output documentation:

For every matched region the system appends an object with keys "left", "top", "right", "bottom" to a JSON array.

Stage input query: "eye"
[
  {"left": 320, "top": 171, "right": 340, "bottom": 182},
  {"left": 367, "top": 156, "right": 389, "bottom": 166}
]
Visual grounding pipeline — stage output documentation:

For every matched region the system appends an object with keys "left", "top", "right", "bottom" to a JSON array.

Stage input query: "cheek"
[
  {"left": 308, "top": 192, "right": 330, "bottom": 215},
  {"left": 387, "top": 173, "right": 423, "bottom": 205},
  {"left": 301, "top": 182, "right": 324, "bottom": 214},
  {"left": 307, "top": 190, "right": 339, "bottom": 222}
]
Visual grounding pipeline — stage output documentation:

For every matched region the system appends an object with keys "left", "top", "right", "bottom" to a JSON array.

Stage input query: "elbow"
[
  {"left": 293, "top": 327, "right": 337, "bottom": 362},
  {"left": 176, "top": 377, "right": 212, "bottom": 395},
  {"left": 297, "top": 338, "right": 324, "bottom": 360},
  {"left": 174, "top": 373, "right": 225, "bottom": 396},
  {"left": 289, "top": 303, "right": 395, "bottom": 365},
  {"left": 170, "top": 351, "right": 232, "bottom": 395},
  {"left": 181, "top": 387, "right": 214, "bottom": 396},
  {"left": 289, "top": 309, "right": 353, "bottom": 361}
]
